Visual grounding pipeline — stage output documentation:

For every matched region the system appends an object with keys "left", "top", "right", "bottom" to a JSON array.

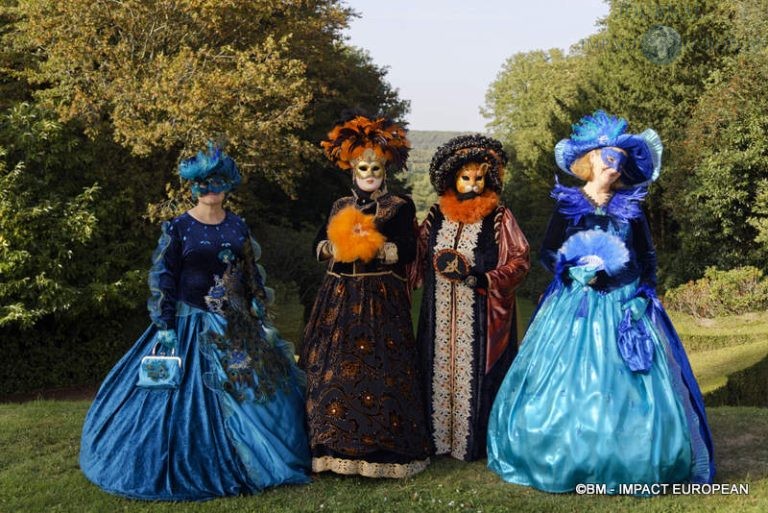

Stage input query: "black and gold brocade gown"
[{"left": 300, "top": 189, "right": 431, "bottom": 478}]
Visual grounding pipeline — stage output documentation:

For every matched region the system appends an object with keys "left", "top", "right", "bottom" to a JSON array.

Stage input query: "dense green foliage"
[
  {"left": 485, "top": 0, "right": 768, "bottom": 297},
  {"left": 665, "top": 266, "right": 768, "bottom": 318},
  {"left": 0, "top": 1, "right": 408, "bottom": 394}
]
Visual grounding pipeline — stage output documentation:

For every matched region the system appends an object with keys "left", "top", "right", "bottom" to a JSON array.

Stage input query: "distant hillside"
[
  {"left": 407, "top": 130, "right": 468, "bottom": 174},
  {"left": 404, "top": 130, "right": 468, "bottom": 220}
]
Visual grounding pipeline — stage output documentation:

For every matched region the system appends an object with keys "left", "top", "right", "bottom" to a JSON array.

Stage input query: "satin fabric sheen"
[
  {"left": 80, "top": 302, "right": 310, "bottom": 501},
  {"left": 487, "top": 280, "right": 695, "bottom": 492}
]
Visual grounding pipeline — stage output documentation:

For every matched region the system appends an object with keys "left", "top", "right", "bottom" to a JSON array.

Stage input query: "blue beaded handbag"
[{"left": 136, "top": 343, "right": 183, "bottom": 389}]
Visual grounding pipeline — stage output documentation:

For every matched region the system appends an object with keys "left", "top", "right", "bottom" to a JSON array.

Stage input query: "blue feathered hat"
[
  {"left": 554, "top": 110, "right": 662, "bottom": 187},
  {"left": 179, "top": 142, "right": 241, "bottom": 190}
]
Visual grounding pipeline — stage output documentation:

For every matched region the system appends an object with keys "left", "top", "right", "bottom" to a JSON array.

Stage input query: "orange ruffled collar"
[{"left": 439, "top": 190, "right": 500, "bottom": 224}]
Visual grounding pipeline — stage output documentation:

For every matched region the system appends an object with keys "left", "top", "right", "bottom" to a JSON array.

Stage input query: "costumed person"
[
  {"left": 411, "top": 134, "right": 530, "bottom": 462},
  {"left": 80, "top": 144, "right": 310, "bottom": 500},
  {"left": 487, "top": 111, "right": 715, "bottom": 492},
  {"left": 300, "top": 113, "right": 431, "bottom": 478}
]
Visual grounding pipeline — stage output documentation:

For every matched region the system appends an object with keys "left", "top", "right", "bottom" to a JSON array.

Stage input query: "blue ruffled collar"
[{"left": 551, "top": 181, "right": 647, "bottom": 222}]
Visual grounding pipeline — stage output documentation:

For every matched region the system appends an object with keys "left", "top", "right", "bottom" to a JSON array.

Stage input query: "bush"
[{"left": 665, "top": 266, "right": 768, "bottom": 318}]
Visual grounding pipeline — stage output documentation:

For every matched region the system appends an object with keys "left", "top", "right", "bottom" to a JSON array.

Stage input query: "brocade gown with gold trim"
[
  {"left": 300, "top": 190, "right": 431, "bottom": 478},
  {"left": 413, "top": 199, "right": 530, "bottom": 461}
]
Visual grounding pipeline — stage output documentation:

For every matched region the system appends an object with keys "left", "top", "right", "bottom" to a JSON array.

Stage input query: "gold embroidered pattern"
[
  {"left": 312, "top": 456, "right": 429, "bottom": 479},
  {"left": 431, "top": 217, "right": 482, "bottom": 460}
]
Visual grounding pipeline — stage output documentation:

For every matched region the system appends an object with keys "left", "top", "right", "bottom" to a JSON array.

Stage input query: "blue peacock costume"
[
  {"left": 80, "top": 145, "right": 310, "bottom": 501},
  {"left": 487, "top": 112, "right": 714, "bottom": 493}
]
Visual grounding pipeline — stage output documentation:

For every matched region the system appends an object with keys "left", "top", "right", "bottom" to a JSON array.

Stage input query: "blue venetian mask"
[
  {"left": 600, "top": 147, "right": 627, "bottom": 173},
  {"left": 191, "top": 175, "right": 233, "bottom": 197}
]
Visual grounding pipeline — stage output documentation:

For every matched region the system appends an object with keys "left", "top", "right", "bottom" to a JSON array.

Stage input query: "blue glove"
[
  {"left": 568, "top": 264, "right": 599, "bottom": 286},
  {"left": 156, "top": 329, "right": 178, "bottom": 350},
  {"left": 622, "top": 296, "right": 649, "bottom": 321}
]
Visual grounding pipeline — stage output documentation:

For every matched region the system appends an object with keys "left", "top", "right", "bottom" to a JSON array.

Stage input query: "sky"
[{"left": 345, "top": 0, "right": 610, "bottom": 132}]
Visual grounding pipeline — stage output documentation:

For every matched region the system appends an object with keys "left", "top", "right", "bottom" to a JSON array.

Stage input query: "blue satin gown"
[
  {"left": 487, "top": 185, "right": 714, "bottom": 493},
  {"left": 80, "top": 212, "right": 310, "bottom": 500}
]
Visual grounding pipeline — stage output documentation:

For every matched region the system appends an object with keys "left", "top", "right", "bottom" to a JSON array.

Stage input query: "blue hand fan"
[{"left": 558, "top": 229, "right": 629, "bottom": 276}]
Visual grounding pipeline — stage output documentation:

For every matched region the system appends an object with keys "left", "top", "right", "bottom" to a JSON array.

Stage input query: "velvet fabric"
[
  {"left": 302, "top": 191, "right": 431, "bottom": 476},
  {"left": 81, "top": 213, "right": 310, "bottom": 500},
  {"left": 80, "top": 303, "right": 310, "bottom": 501}
]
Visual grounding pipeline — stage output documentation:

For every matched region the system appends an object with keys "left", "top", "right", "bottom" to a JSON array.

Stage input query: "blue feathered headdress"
[
  {"left": 554, "top": 110, "right": 662, "bottom": 187},
  {"left": 559, "top": 228, "right": 629, "bottom": 276},
  {"left": 179, "top": 142, "right": 241, "bottom": 191}
]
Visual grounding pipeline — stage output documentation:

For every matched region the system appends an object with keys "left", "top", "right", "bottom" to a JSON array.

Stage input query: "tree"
[
  {"left": 671, "top": 0, "right": 768, "bottom": 277},
  {"left": 483, "top": 50, "right": 591, "bottom": 297},
  {"left": 5, "top": 0, "right": 353, "bottom": 193},
  {"left": 484, "top": 0, "right": 745, "bottom": 291}
]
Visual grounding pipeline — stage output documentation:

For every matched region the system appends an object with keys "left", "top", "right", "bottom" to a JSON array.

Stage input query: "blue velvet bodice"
[
  {"left": 540, "top": 184, "right": 657, "bottom": 292},
  {"left": 148, "top": 211, "right": 249, "bottom": 329}
]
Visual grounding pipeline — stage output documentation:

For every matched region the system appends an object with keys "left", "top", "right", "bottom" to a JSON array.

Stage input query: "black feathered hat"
[{"left": 429, "top": 134, "right": 508, "bottom": 195}]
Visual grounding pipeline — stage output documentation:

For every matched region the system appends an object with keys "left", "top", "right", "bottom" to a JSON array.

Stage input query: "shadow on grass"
[
  {"left": 707, "top": 406, "right": 768, "bottom": 482},
  {"left": 705, "top": 354, "right": 768, "bottom": 408}
]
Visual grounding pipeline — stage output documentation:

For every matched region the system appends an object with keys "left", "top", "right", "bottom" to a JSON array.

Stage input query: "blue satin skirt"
[
  {"left": 80, "top": 302, "right": 310, "bottom": 501},
  {"left": 487, "top": 280, "right": 713, "bottom": 493}
]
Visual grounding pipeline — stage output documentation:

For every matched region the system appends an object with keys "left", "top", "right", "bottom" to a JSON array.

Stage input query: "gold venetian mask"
[
  {"left": 352, "top": 148, "right": 386, "bottom": 180},
  {"left": 351, "top": 148, "right": 386, "bottom": 193},
  {"left": 455, "top": 162, "right": 488, "bottom": 194}
]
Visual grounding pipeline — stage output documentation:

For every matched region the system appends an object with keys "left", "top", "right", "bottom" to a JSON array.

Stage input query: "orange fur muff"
[
  {"left": 327, "top": 206, "right": 386, "bottom": 263},
  {"left": 321, "top": 116, "right": 410, "bottom": 171}
]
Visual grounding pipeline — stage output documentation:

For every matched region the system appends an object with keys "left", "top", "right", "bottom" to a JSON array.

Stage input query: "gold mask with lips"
[{"left": 351, "top": 148, "right": 386, "bottom": 180}]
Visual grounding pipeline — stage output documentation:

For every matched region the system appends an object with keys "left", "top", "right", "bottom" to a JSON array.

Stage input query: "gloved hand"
[
  {"left": 157, "top": 329, "right": 178, "bottom": 350},
  {"left": 568, "top": 264, "right": 600, "bottom": 286},
  {"left": 576, "top": 254, "right": 605, "bottom": 270},
  {"left": 622, "top": 296, "right": 649, "bottom": 321},
  {"left": 463, "top": 269, "right": 488, "bottom": 289}
]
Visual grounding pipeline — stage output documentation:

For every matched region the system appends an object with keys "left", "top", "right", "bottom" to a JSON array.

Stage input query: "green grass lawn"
[
  {"left": 3, "top": 292, "right": 767, "bottom": 512},
  {"left": 1, "top": 400, "right": 766, "bottom": 513},
  {"left": 669, "top": 311, "right": 768, "bottom": 353},
  {"left": 670, "top": 310, "right": 768, "bottom": 395}
]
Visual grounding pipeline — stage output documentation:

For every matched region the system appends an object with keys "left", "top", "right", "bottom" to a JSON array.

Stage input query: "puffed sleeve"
[
  {"left": 408, "top": 204, "right": 438, "bottom": 290},
  {"left": 147, "top": 220, "right": 182, "bottom": 330},
  {"left": 631, "top": 211, "right": 658, "bottom": 294},
  {"left": 485, "top": 207, "right": 530, "bottom": 294},
  {"left": 539, "top": 208, "right": 568, "bottom": 275}
]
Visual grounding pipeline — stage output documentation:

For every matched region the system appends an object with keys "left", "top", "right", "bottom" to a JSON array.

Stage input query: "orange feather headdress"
[{"left": 321, "top": 114, "right": 410, "bottom": 172}]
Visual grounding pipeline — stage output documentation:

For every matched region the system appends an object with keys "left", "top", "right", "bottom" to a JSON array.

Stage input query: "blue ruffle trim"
[
  {"left": 551, "top": 180, "right": 648, "bottom": 222},
  {"left": 147, "top": 221, "right": 173, "bottom": 330}
]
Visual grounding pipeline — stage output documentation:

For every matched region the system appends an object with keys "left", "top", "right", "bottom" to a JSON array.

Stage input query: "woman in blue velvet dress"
[
  {"left": 487, "top": 111, "right": 714, "bottom": 493},
  {"left": 80, "top": 145, "right": 310, "bottom": 501}
]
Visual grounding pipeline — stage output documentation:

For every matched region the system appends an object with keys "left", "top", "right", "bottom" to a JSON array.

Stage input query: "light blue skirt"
[
  {"left": 487, "top": 280, "right": 712, "bottom": 493},
  {"left": 80, "top": 302, "right": 310, "bottom": 501}
]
